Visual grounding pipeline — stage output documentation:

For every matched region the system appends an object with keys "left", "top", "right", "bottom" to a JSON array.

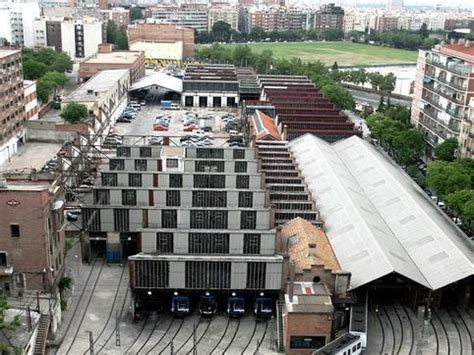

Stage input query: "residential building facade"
[
  {"left": 101, "top": 7, "right": 130, "bottom": 28},
  {"left": 411, "top": 41, "right": 474, "bottom": 158},
  {"left": 208, "top": 4, "right": 239, "bottom": 31},
  {"left": 146, "top": 4, "right": 208, "bottom": 32},
  {"left": 0, "top": 1, "right": 41, "bottom": 48},
  {"left": 248, "top": 6, "right": 289, "bottom": 32},
  {"left": 315, "top": 3, "right": 344, "bottom": 32},
  {"left": 24, "top": 80, "right": 38, "bottom": 121},
  {"left": 0, "top": 49, "right": 26, "bottom": 166}
]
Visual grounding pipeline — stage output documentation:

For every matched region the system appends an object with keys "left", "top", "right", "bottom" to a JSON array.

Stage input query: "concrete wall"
[{"left": 130, "top": 41, "right": 184, "bottom": 61}]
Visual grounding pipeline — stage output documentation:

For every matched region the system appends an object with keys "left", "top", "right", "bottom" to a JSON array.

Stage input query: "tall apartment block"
[
  {"left": 0, "top": 49, "right": 26, "bottom": 166},
  {"left": 315, "top": 3, "right": 344, "bottom": 32},
  {"left": 411, "top": 41, "right": 474, "bottom": 158},
  {"left": 80, "top": 145, "right": 283, "bottom": 312}
]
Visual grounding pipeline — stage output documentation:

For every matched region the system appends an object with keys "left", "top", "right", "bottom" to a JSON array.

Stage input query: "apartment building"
[
  {"left": 79, "top": 44, "right": 145, "bottom": 83},
  {"left": 249, "top": 6, "right": 289, "bottom": 32},
  {"left": 0, "top": 1, "right": 41, "bottom": 48},
  {"left": 80, "top": 145, "right": 283, "bottom": 299},
  {"left": 128, "top": 22, "right": 195, "bottom": 60},
  {"left": 0, "top": 49, "right": 26, "bottom": 166},
  {"left": 36, "top": 17, "right": 104, "bottom": 60},
  {"left": 411, "top": 41, "right": 474, "bottom": 158},
  {"left": 315, "top": 3, "right": 344, "bottom": 32},
  {"left": 146, "top": 4, "right": 208, "bottom": 32},
  {"left": 374, "top": 15, "right": 399, "bottom": 32},
  {"left": 24, "top": 80, "right": 38, "bottom": 121},
  {"left": 288, "top": 7, "right": 315, "bottom": 31},
  {"left": 208, "top": 4, "right": 239, "bottom": 31},
  {"left": 101, "top": 7, "right": 130, "bottom": 28}
]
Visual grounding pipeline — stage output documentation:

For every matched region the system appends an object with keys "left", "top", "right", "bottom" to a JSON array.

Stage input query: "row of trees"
[
  {"left": 23, "top": 48, "right": 72, "bottom": 103},
  {"left": 330, "top": 65, "right": 397, "bottom": 95},
  {"left": 195, "top": 44, "right": 355, "bottom": 110},
  {"left": 197, "top": 21, "right": 344, "bottom": 44},
  {"left": 106, "top": 21, "right": 129, "bottom": 50}
]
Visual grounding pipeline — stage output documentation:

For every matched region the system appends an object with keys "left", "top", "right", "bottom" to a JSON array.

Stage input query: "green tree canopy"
[
  {"left": 36, "top": 78, "right": 56, "bottom": 103},
  {"left": 392, "top": 128, "right": 425, "bottom": 166},
  {"left": 60, "top": 102, "right": 89, "bottom": 123},
  {"left": 445, "top": 189, "right": 474, "bottom": 215},
  {"left": 106, "top": 20, "right": 118, "bottom": 44},
  {"left": 320, "top": 83, "right": 355, "bottom": 110},
  {"left": 435, "top": 138, "right": 458, "bottom": 162},
  {"left": 212, "top": 21, "right": 232, "bottom": 42},
  {"left": 426, "top": 161, "right": 471, "bottom": 197},
  {"left": 116, "top": 26, "right": 129, "bottom": 50},
  {"left": 23, "top": 60, "right": 49, "bottom": 80},
  {"left": 129, "top": 7, "right": 143, "bottom": 21},
  {"left": 51, "top": 52, "right": 73, "bottom": 73},
  {"left": 42, "top": 71, "right": 68, "bottom": 87},
  {"left": 232, "top": 45, "right": 253, "bottom": 66}
]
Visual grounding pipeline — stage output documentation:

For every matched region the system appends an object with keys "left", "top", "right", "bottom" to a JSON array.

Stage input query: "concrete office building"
[
  {"left": 182, "top": 64, "right": 239, "bottom": 107},
  {"left": 146, "top": 4, "right": 208, "bottom": 32},
  {"left": 79, "top": 145, "right": 283, "bottom": 311},
  {"left": 411, "top": 41, "right": 474, "bottom": 158},
  {"left": 128, "top": 22, "right": 195, "bottom": 61},
  {"left": 79, "top": 44, "right": 145, "bottom": 83},
  {"left": 0, "top": 1, "right": 41, "bottom": 47},
  {"left": 0, "top": 49, "right": 26, "bottom": 166},
  {"left": 315, "top": 3, "right": 344, "bottom": 32}
]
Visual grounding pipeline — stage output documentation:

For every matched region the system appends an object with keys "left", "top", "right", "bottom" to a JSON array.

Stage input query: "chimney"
[
  {"left": 308, "top": 243, "right": 317, "bottom": 256},
  {"left": 289, "top": 260, "right": 295, "bottom": 302}
]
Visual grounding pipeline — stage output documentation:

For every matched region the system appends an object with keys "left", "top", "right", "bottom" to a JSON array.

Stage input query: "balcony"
[
  {"left": 426, "top": 57, "right": 472, "bottom": 77},
  {"left": 423, "top": 80, "right": 464, "bottom": 105}
]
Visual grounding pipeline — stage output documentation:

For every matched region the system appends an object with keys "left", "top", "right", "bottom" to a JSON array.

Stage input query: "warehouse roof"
[
  {"left": 251, "top": 110, "right": 281, "bottom": 141},
  {"left": 289, "top": 134, "right": 474, "bottom": 290},
  {"left": 130, "top": 72, "right": 182, "bottom": 93}
]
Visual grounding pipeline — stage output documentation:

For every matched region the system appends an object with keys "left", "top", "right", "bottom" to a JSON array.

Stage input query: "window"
[
  {"left": 129, "top": 173, "right": 142, "bottom": 187},
  {"left": 352, "top": 345, "right": 357, "bottom": 352},
  {"left": 289, "top": 336, "right": 326, "bottom": 349},
  {"left": 196, "top": 148, "right": 224, "bottom": 159},
  {"left": 102, "top": 173, "right": 118, "bottom": 186},
  {"left": 140, "top": 147, "right": 152, "bottom": 158},
  {"left": 190, "top": 210, "right": 228, "bottom": 229},
  {"left": 192, "top": 191, "right": 226, "bottom": 207},
  {"left": 189, "top": 233, "right": 229, "bottom": 254},
  {"left": 195, "top": 160, "right": 224, "bottom": 172},
  {"left": 122, "top": 190, "right": 137, "bottom": 206},
  {"left": 357, "top": 343, "right": 361, "bottom": 349},
  {"left": 169, "top": 174, "right": 182, "bottom": 188},
  {"left": 233, "top": 149, "right": 245, "bottom": 159},
  {"left": 0, "top": 252, "right": 7, "bottom": 266},
  {"left": 185, "top": 261, "right": 231, "bottom": 289},
  {"left": 243, "top": 234, "right": 260, "bottom": 254},
  {"left": 238, "top": 192, "right": 253, "bottom": 208},
  {"left": 135, "top": 159, "right": 147, "bottom": 171},
  {"left": 94, "top": 189, "right": 110, "bottom": 205},
  {"left": 109, "top": 159, "right": 124, "bottom": 171},
  {"left": 193, "top": 175, "right": 225, "bottom": 188},
  {"left": 10, "top": 225, "right": 20, "bottom": 238},
  {"left": 135, "top": 260, "right": 169, "bottom": 288},
  {"left": 114, "top": 209, "right": 129, "bottom": 231},
  {"left": 166, "top": 190, "right": 180, "bottom": 207},
  {"left": 166, "top": 159, "right": 179, "bottom": 169},
  {"left": 83, "top": 208, "right": 101, "bottom": 231},
  {"left": 240, "top": 211, "right": 257, "bottom": 229},
  {"left": 156, "top": 232, "right": 173, "bottom": 253},
  {"left": 162, "top": 210, "right": 177, "bottom": 228},
  {"left": 246, "top": 262, "right": 266, "bottom": 289},
  {"left": 235, "top": 161, "right": 247, "bottom": 173},
  {"left": 236, "top": 175, "right": 249, "bottom": 189},
  {"left": 116, "top": 147, "right": 131, "bottom": 157}
]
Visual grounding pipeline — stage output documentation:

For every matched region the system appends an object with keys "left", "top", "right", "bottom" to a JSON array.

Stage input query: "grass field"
[{"left": 199, "top": 41, "right": 419, "bottom": 66}]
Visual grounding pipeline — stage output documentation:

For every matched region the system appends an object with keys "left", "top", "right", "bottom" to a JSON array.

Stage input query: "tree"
[
  {"left": 212, "top": 21, "right": 232, "bottom": 42},
  {"left": 232, "top": 45, "right": 253, "bottom": 66},
  {"left": 445, "top": 190, "right": 474, "bottom": 215},
  {"left": 419, "top": 23, "right": 429, "bottom": 38},
  {"left": 435, "top": 138, "right": 458, "bottom": 162},
  {"left": 23, "top": 60, "right": 49, "bottom": 80},
  {"left": 255, "top": 49, "right": 273, "bottom": 74},
  {"left": 106, "top": 20, "right": 117, "bottom": 44},
  {"left": 426, "top": 161, "right": 471, "bottom": 197},
  {"left": 116, "top": 27, "right": 129, "bottom": 50},
  {"left": 36, "top": 78, "right": 56, "bottom": 103},
  {"left": 42, "top": 71, "right": 68, "bottom": 87},
  {"left": 129, "top": 7, "right": 143, "bottom": 22},
  {"left": 384, "top": 105, "right": 410, "bottom": 126},
  {"left": 0, "top": 294, "right": 21, "bottom": 354},
  {"left": 51, "top": 52, "right": 73, "bottom": 73},
  {"left": 320, "top": 83, "right": 355, "bottom": 110},
  {"left": 392, "top": 128, "right": 425, "bottom": 166},
  {"left": 368, "top": 72, "right": 384, "bottom": 91},
  {"left": 60, "top": 102, "right": 89, "bottom": 123},
  {"left": 379, "top": 72, "right": 397, "bottom": 94},
  {"left": 249, "top": 27, "right": 265, "bottom": 41}
]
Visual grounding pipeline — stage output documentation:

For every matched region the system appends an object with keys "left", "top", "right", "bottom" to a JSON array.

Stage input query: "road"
[{"left": 349, "top": 88, "right": 412, "bottom": 108}]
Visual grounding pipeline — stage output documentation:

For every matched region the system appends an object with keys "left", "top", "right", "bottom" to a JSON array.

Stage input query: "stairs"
[{"left": 33, "top": 314, "right": 50, "bottom": 355}]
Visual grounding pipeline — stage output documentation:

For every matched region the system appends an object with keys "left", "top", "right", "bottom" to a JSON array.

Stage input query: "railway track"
[
  {"left": 144, "top": 317, "right": 176, "bottom": 355},
  {"left": 123, "top": 315, "right": 150, "bottom": 354},
  {"left": 398, "top": 303, "right": 415, "bottom": 355},
  {"left": 186, "top": 317, "right": 213, "bottom": 354},
  {"left": 453, "top": 307, "right": 473, "bottom": 351},
  {"left": 65, "top": 259, "right": 105, "bottom": 355},
  {"left": 156, "top": 318, "right": 185, "bottom": 354},
  {"left": 173, "top": 317, "right": 204, "bottom": 354},
  {"left": 241, "top": 319, "right": 267, "bottom": 355},
  {"left": 81, "top": 263, "right": 128, "bottom": 355},
  {"left": 374, "top": 308, "right": 386, "bottom": 355},
  {"left": 381, "top": 305, "right": 397, "bottom": 355},
  {"left": 222, "top": 318, "right": 241, "bottom": 355},
  {"left": 209, "top": 317, "right": 231, "bottom": 354}
]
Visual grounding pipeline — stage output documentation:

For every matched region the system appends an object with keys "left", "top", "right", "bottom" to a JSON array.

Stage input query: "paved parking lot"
[{"left": 112, "top": 104, "right": 241, "bottom": 147}]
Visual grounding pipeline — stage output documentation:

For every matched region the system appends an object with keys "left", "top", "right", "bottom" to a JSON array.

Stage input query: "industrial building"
[
  {"left": 78, "top": 44, "right": 145, "bottom": 83},
  {"left": 80, "top": 144, "right": 283, "bottom": 314},
  {"left": 182, "top": 64, "right": 239, "bottom": 107},
  {"left": 128, "top": 22, "right": 194, "bottom": 61},
  {"left": 411, "top": 41, "right": 474, "bottom": 158},
  {"left": 289, "top": 134, "right": 473, "bottom": 308},
  {"left": 258, "top": 75, "right": 361, "bottom": 142}
]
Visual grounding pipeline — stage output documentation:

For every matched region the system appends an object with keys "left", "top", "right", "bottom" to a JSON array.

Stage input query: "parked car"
[
  {"left": 117, "top": 117, "right": 132, "bottom": 123},
  {"left": 148, "top": 136, "right": 163, "bottom": 145}
]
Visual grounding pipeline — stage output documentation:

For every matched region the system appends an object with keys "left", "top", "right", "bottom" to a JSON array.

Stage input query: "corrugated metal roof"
[
  {"left": 130, "top": 72, "right": 182, "bottom": 93},
  {"left": 289, "top": 134, "right": 474, "bottom": 290}
]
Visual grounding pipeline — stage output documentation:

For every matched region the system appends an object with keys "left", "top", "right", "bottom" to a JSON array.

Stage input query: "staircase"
[{"left": 33, "top": 314, "right": 50, "bottom": 355}]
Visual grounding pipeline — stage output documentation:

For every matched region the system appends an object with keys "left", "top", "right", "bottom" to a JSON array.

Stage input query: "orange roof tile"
[
  {"left": 280, "top": 217, "right": 341, "bottom": 274},
  {"left": 439, "top": 43, "right": 474, "bottom": 63},
  {"left": 251, "top": 110, "right": 282, "bottom": 141}
]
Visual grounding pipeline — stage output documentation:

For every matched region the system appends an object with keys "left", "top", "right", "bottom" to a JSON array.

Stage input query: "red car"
[{"left": 153, "top": 124, "right": 169, "bottom": 131}]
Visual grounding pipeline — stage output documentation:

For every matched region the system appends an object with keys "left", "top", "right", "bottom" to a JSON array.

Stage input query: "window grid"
[
  {"left": 185, "top": 261, "right": 231, "bottom": 289},
  {"left": 101, "top": 173, "right": 117, "bottom": 186},
  {"left": 236, "top": 175, "right": 250, "bottom": 189},
  {"left": 162, "top": 210, "right": 177, "bottom": 228},
  {"left": 192, "top": 191, "right": 227, "bottom": 207},
  {"left": 113, "top": 209, "right": 129, "bottom": 231},
  {"left": 195, "top": 160, "right": 225, "bottom": 172},
  {"left": 135, "top": 260, "right": 169, "bottom": 288},
  {"left": 193, "top": 174, "right": 226, "bottom": 188},
  {"left": 94, "top": 189, "right": 110, "bottom": 205},
  {"left": 233, "top": 149, "right": 245, "bottom": 159},
  {"left": 241, "top": 211, "right": 257, "bottom": 229},
  {"left": 135, "top": 159, "right": 147, "bottom": 171},
  {"left": 235, "top": 161, "right": 248, "bottom": 173},
  {"left": 166, "top": 190, "right": 181, "bottom": 207},
  {"left": 156, "top": 232, "right": 173, "bottom": 253},
  {"left": 169, "top": 174, "right": 183, "bottom": 188},
  {"left": 122, "top": 190, "right": 137, "bottom": 206},
  {"left": 116, "top": 147, "right": 131, "bottom": 157},
  {"left": 82, "top": 208, "right": 101, "bottom": 231},
  {"left": 188, "top": 233, "right": 230, "bottom": 254},
  {"left": 129, "top": 173, "right": 142, "bottom": 187},
  {"left": 190, "top": 210, "right": 228, "bottom": 229},
  {"left": 140, "top": 147, "right": 152, "bottom": 157},
  {"left": 243, "top": 234, "right": 261, "bottom": 254},
  {"left": 109, "top": 159, "right": 125, "bottom": 171},
  {"left": 166, "top": 159, "right": 179, "bottom": 168},
  {"left": 246, "top": 262, "right": 266, "bottom": 289},
  {"left": 238, "top": 191, "right": 253, "bottom": 208},
  {"left": 196, "top": 148, "right": 224, "bottom": 159}
]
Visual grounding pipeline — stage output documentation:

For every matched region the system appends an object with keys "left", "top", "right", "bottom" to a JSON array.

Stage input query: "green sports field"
[{"left": 200, "top": 41, "right": 419, "bottom": 66}]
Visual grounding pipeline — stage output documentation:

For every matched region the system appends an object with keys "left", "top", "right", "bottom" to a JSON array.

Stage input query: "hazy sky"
[{"left": 333, "top": 0, "right": 473, "bottom": 6}]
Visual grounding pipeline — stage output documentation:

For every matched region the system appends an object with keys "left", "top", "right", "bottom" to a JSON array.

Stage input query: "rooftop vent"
[{"left": 308, "top": 243, "right": 317, "bottom": 256}]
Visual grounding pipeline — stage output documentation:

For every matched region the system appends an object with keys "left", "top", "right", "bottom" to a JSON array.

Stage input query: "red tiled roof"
[
  {"left": 439, "top": 43, "right": 474, "bottom": 63},
  {"left": 252, "top": 110, "right": 282, "bottom": 141}
]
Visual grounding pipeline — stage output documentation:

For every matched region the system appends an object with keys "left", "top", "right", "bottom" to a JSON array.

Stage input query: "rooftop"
[
  {"left": 251, "top": 110, "right": 281, "bottom": 141},
  {"left": 285, "top": 281, "right": 333, "bottom": 314},
  {"left": 289, "top": 134, "right": 474, "bottom": 291},
  {"left": 0, "top": 309, "right": 41, "bottom": 352},
  {"left": 439, "top": 42, "right": 474, "bottom": 62},
  {"left": 280, "top": 217, "right": 341, "bottom": 274},
  {"left": 64, "top": 69, "right": 129, "bottom": 103},
  {"left": 0, "top": 143, "right": 61, "bottom": 173},
  {"left": 83, "top": 51, "right": 143, "bottom": 65},
  {"left": 313, "top": 333, "right": 360, "bottom": 355},
  {"left": 0, "top": 49, "right": 20, "bottom": 58}
]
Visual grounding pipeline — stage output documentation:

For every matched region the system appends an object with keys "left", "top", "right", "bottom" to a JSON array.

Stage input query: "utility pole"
[
  {"left": 85, "top": 331, "right": 94, "bottom": 355},
  {"left": 115, "top": 309, "right": 121, "bottom": 346},
  {"left": 193, "top": 323, "right": 197, "bottom": 355},
  {"left": 170, "top": 339, "right": 174, "bottom": 355}
]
